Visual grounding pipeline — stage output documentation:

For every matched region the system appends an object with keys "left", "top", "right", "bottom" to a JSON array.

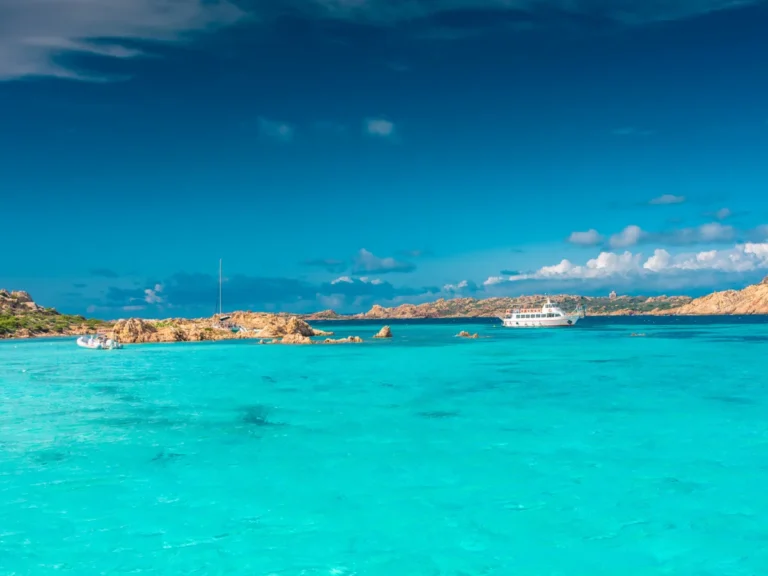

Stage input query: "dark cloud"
[
  {"left": 161, "top": 273, "right": 315, "bottom": 308},
  {"left": 277, "top": 0, "right": 753, "bottom": 33},
  {"left": 90, "top": 268, "right": 119, "bottom": 278},
  {"left": 105, "top": 286, "right": 146, "bottom": 303},
  {"left": 352, "top": 249, "right": 416, "bottom": 274},
  {"left": 302, "top": 258, "right": 347, "bottom": 273},
  {"left": 103, "top": 271, "right": 429, "bottom": 315},
  {"left": 321, "top": 277, "right": 425, "bottom": 300}
]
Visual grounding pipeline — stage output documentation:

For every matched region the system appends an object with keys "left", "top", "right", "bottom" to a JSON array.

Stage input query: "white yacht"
[
  {"left": 500, "top": 298, "right": 585, "bottom": 328},
  {"left": 76, "top": 335, "right": 122, "bottom": 349}
]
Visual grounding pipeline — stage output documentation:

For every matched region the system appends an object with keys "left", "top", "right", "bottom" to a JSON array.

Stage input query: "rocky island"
[{"left": 0, "top": 291, "right": 350, "bottom": 344}]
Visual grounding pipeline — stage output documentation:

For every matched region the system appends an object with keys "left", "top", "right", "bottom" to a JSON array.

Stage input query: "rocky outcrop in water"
[
  {"left": 323, "top": 336, "right": 363, "bottom": 344},
  {"left": 281, "top": 333, "right": 313, "bottom": 344},
  {"left": 109, "top": 314, "right": 332, "bottom": 344},
  {"left": 457, "top": 331, "right": 479, "bottom": 339},
  {"left": 373, "top": 326, "right": 392, "bottom": 339},
  {"left": 110, "top": 318, "right": 236, "bottom": 343},
  {"left": 227, "top": 312, "right": 332, "bottom": 338}
]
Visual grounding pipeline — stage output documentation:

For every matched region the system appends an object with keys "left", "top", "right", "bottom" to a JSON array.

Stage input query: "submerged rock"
[
  {"left": 373, "top": 326, "right": 392, "bottom": 339},
  {"left": 323, "top": 336, "right": 363, "bottom": 344}
]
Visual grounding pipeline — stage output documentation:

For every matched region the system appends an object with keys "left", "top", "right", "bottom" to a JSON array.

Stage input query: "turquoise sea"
[{"left": 2, "top": 317, "right": 768, "bottom": 575}]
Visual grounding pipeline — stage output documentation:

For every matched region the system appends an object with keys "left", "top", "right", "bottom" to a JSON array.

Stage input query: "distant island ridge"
[{"left": 2, "top": 275, "right": 768, "bottom": 340}]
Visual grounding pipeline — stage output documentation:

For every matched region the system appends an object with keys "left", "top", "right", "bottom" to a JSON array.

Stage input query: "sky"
[{"left": 1, "top": 0, "right": 768, "bottom": 318}]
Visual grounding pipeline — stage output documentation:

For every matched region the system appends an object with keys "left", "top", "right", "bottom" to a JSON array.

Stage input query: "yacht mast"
[{"left": 218, "top": 259, "right": 222, "bottom": 316}]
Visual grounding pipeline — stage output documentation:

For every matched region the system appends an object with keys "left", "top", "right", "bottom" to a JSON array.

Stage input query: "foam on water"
[{"left": 1, "top": 317, "right": 768, "bottom": 574}]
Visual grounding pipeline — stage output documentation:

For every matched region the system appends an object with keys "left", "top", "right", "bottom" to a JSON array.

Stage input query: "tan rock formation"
[
  {"left": 111, "top": 318, "right": 157, "bottom": 343},
  {"left": 364, "top": 304, "right": 389, "bottom": 319},
  {"left": 659, "top": 276, "right": 768, "bottom": 315},
  {"left": 0, "top": 290, "right": 99, "bottom": 339},
  {"left": 109, "top": 313, "right": 330, "bottom": 344},
  {"left": 281, "top": 333, "right": 313, "bottom": 344},
  {"left": 373, "top": 326, "right": 392, "bottom": 338},
  {"left": 227, "top": 312, "right": 330, "bottom": 338},
  {"left": 456, "top": 331, "right": 479, "bottom": 339},
  {"left": 316, "top": 293, "right": 692, "bottom": 320},
  {"left": 304, "top": 309, "right": 342, "bottom": 320}
]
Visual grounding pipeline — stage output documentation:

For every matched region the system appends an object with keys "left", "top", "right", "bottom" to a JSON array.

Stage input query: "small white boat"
[
  {"left": 500, "top": 298, "right": 585, "bottom": 328},
  {"left": 77, "top": 335, "right": 122, "bottom": 350}
]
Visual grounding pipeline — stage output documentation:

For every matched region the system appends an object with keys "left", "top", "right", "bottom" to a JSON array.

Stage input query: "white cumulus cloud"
[
  {"left": 331, "top": 276, "right": 354, "bottom": 285},
  {"left": 609, "top": 225, "right": 645, "bottom": 248},
  {"left": 443, "top": 280, "right": 479, "bottom": 293},
  {"left": 489, "top": 242, "right": 768, "bottom": 286},
  {"left": 649, "top": 194, "right": 686, "bottom": 205},
  {"left": 568, "top": 229, "right": 603, "bottom": 246},
  {"left": 144, "top": 284, "right": 164, "bottom": 304}
]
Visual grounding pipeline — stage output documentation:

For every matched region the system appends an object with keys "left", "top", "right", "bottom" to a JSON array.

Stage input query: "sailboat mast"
[{"left": 219, "top": 259, "right": 222, "bottom": 316}]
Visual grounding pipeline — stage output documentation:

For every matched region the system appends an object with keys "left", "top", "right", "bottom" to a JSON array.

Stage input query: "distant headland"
[
  {"left": 2, "top": 275, "right": 768, "bottom": 341},
  {"left": 303, "top": 294, "right": 693, "bottom": 320},
  {"left": 304, "top": 275, "right": 768, "bottom": 320}
]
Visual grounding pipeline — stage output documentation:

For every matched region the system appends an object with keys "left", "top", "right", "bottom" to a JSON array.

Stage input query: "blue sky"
[{"left": 1, "top": 0, "right": 768, "bottom": 318}]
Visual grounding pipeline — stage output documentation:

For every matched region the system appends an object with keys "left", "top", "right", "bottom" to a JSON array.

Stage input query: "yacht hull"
[
  {"left": 501, "top": 315, "right": 582, "bottom": 328},
  {"left": 76, "top": 336, "right": 122, "bottom": 349}
]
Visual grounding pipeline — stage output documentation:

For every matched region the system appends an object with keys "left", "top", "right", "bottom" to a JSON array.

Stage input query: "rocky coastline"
[
  {"left": 3, "top": 276, "right": 768, "bottom": 342},
  {"left": 302, "top": 294, "right": 694, "bottom": 320},
  {"left": 302, "top": 277, "right": 768, "bottom": 320}
]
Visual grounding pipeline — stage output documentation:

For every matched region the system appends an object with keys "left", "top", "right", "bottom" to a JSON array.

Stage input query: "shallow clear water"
[{"left": 2, "top": 317, "right": 768, "bottom": 575}]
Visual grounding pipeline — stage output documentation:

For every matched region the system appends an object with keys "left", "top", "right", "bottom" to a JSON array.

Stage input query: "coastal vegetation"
[{"left": 0, "top": 290, "right": 106, "bottom": 338}]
